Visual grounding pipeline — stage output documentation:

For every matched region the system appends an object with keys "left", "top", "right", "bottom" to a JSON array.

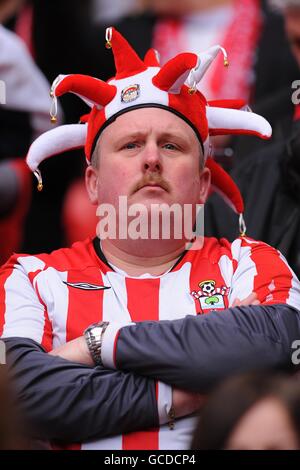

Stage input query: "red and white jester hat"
[{"left": 26, "top": 27, "right": 272, "bottom": 235}]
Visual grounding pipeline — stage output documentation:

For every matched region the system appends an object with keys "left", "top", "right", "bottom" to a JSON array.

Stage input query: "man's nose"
[{"left": 142, "top": 144, "right": 162, "bottom": 173}]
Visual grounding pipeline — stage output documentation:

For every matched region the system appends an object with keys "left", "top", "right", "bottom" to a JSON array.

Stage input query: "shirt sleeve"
[
  {"left": 229, "top": 237, "right": 300, "bottom": 309},
  {"left": 108, "top": 304, "right": 300, "bottom": 392},
  {"left": 0, "top": 254, "right": 51, "bottom": 348}
]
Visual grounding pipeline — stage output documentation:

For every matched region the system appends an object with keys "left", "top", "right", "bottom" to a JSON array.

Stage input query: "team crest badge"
[
  {"left": 191, "top": 279, "right": 230, "bottom": 314},
  {"left": 121, "top": 84, "right": 140, "bottom": 103}
]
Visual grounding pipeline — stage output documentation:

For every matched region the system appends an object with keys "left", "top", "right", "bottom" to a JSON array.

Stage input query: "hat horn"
[
  {"left": 207, "top": 106, "right": 272, "bottom": 139},
  {"left": 206, "top": 157, "right": 244, "bottom": 215},
  {"left": 144, "top": 48, "right": 160, "bottom": 67},
  {"left": 52, "top": 75, "right": 117, "bottom": 109},
  {"left": 153, "top": 53, "right": 198, "bottom": 93},
  {"left": 26, "top": 124, "right": 87, "bottom": 173},
  {"left": 108, "top": 27, "right": 147, "bottom": 78},
  {"left": 187, "top": 45, "right": 228, "bottom": 90}
]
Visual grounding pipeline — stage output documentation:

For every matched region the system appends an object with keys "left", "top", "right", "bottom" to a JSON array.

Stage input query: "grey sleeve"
[
  {"left": 3, "top": 337, "right": 158, "bottom": 442},
  {"left": 116, "top": 304, "right": 300, "bottom": 392}
]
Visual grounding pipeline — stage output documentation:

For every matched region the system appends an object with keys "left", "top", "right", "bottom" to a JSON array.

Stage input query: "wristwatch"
[{"left": 83, "top": 321, "right": 109, "bottom": 366}]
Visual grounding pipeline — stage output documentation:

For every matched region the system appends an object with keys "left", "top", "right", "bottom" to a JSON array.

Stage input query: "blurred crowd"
[{"left": 1, "top": 0, "right": 300, "bottom": 450}]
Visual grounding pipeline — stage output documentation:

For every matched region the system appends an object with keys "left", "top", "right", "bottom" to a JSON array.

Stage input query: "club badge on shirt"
[{"left": 191, "top": 279, "right": 230, "bottom": 313}]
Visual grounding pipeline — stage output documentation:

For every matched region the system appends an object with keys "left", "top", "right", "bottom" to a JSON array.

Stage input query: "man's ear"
[
  {"left": 199, "top": 166, "right": 211, "bottom": 204},
  {"left": 85, "top": 165, "right": 99, "bottom": 205}
]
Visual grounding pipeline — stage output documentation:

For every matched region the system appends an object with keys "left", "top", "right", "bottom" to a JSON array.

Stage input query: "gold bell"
[
  {"left": 37, "top": 182, "right": 43, "bottom": 192},
  {"left": 105, "top": 40, "right": 112, "bottom": 49},
  {"left": 224, "top": 58, "right": 229, "bottom": 67},
  {"left": 50, "top": 115, "right": 57, "bottom": 124},
  {"left": 239, "top": 214, "right": 247, "bottom": 237},
  {"left": 188, "top": 87, "right": 197, "bottom": 95}
]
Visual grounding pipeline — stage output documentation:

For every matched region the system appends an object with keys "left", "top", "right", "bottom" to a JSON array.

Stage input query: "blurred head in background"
[
  {"left": 0, "top": 0, "right": 25, "bottom": 23},
  {"left": 139, "top": 0, "right": 233, "bottom": 16},
  {"left": 270, "top": 0, "right": 300, "bottom": 67},
  {"left": 0, "top": 366, "right": 28, "bottom": 449},
  {"left": 192, "top": 373, "right": 300, "bottom": 450}
]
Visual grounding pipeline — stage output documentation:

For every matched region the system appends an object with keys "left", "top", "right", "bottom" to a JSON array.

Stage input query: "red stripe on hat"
[
  {"left": 122, "top": 278, "right": 160, "bottom": 450},
  {"left": 65, "top": 268, "right": 106, "bottom": 342}
]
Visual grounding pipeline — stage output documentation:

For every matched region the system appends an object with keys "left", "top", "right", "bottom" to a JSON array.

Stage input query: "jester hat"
[{"left": 26, "top": 27, "right": 272, "bottom": 234}]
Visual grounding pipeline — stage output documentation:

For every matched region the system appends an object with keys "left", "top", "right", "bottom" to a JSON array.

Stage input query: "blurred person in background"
[
  {"left": 0, "top": 0, "right": 62, "bottom": 264},
  {"left": 32, "top": 0, "right": 298, "bottom": 104},
  {"left": 92, "top": 0, "right": 139, "bottom": 23},
  {"left": 205, "top": 0, "right": 300, "bottom": 279},
  {"left": 191, "top": 372, "right": 300, "bottom": 449},
  {"left": 29, "top": 0, "right": 298, "bottom": 247},
  {"left": 0, "top": 365, "right": 28, "bottom": 449}
]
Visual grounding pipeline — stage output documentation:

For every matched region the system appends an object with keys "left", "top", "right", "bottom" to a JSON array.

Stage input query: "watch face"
[{"left": 93, "top": 326, "right": 103, "bottom": 335}]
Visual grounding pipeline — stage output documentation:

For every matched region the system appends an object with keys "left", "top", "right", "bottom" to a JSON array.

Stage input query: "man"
[{"left": 1, "top": 28, "right": 300, "bottom": 450}]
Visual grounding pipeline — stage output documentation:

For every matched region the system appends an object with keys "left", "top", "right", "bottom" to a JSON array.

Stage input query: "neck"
[{"left": 100, "top": 239, "right": 186, "bottom": 276}]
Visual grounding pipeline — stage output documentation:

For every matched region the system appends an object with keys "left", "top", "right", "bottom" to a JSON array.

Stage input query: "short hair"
[{"left": 90, "top": 144, "right": 99, "bottom": 169}]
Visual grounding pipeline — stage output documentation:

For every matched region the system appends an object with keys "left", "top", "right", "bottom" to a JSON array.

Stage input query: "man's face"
[
  {"left": 86, "top": 108, "right": 210, "bottom": 217},
  {"left": 285, "top": 8, "right": 300, "bottom": 68}
]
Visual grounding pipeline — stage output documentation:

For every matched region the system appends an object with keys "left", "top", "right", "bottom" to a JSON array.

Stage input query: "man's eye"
[
  {"left": 163, "top": 143, "right": 178, "bottom": 150},
  {"left": 123, "top": 142, "right": 138, "bottom": 150}
]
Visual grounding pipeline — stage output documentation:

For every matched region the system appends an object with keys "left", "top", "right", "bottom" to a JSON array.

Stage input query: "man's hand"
[
  {"left": 49, "top": 336, "right": 94, "bottom": 366},
  {"left": 172, "top": 388, "right": 206, "bottom": 418},
  {"left": 170, "top": 296, "right": 260, "bottom": 421},
  {"left": 231, "top": 292, "right": 260, "bottom": 308}
]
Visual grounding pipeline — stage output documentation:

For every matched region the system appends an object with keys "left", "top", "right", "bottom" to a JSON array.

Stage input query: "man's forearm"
[
  {"left": 111, "top": 304, "right": 300, "bottom": 392},
  {"left": 3, "top": 337, "right": 158, "bottom": 441}
]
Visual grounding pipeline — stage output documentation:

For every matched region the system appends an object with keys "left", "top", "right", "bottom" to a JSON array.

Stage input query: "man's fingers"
[
  {"left": 231, "top": 292, "right": 260, "bottom": 307},
  {"left": 231, "top": 298, "right": 241, "bottom": 307}
]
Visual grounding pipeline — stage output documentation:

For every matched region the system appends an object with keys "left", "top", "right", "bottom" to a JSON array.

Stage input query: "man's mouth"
[
  {"left": 133, "top": 179, "right": 170, "bottom": 193},
  {"left": 141, "top": 183, "right": 164, "bottom": 189}
]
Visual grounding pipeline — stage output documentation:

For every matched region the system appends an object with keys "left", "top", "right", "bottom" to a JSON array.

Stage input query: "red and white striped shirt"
[{"left": 1, "top": 236, "right": 299, "bottom": 450}]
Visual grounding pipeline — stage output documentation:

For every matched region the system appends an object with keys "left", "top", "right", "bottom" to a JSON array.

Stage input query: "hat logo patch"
[{"left": 121, "top": 84, "right": 140, "bottom": 103}]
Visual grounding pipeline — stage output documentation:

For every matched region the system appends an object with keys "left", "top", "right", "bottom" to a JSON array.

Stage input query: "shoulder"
[
  {"left": 199, "top": 236, "right": 279, "bottom": 264},
  {"left": 1, "top": 238, "right": 97, "bottom": 275}
]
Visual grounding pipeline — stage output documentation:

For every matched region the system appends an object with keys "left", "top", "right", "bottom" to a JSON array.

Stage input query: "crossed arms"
[
  {"left": 2, "top": 240, "right": 300, "bottom": 442},
  {"left": 3, "top": 303, "right": 300, "bottom": 441}
]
